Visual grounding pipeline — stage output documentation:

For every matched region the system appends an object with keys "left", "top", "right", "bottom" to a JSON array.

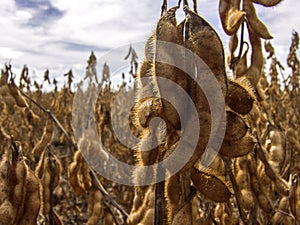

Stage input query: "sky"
[{"left": 0, "top": 0, "right": 299, "bottom": 88}]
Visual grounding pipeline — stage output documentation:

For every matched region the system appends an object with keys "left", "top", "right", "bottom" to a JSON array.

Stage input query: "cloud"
[
  {"left": 0, "top": 0, "right": 298, "bottom": 89},
  {"left": 15, "top": 0, "right": 65, "bottom": 27},
  {"left": 253, "top": 1, "right": 300, "bottom": 78},
  {"left": 0, "top": 47, "right": 23, "bottom": 59}
]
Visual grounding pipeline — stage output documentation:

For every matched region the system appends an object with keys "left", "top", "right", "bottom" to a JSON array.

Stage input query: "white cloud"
[
  {"left": 256, "top": 1, "right": 300, "bottom": 65},
  {"left": 0, "top": 0, "right": 298, "bottom": 88},
  {"left": 15, "top": 10, "right": 33, "bottom": 21},
  {"left": 0, "top": 47, "right": 23, "bottom": 59}
]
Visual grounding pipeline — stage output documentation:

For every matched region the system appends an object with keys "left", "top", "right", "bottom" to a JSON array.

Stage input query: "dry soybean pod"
[
  {"left": 235, "top": 157, "right": 255, "bottom": 210},
  {"left": 155, "top": 5, "right": 188, "bottom": 130},
  {"left": 290, "top": 174, "right": 300, "bottom": 222},
  {"left": 243, "top": 0, "right": 273, "bottom": 39},
  {"left": 127, "top": 186, "right": 155, "bottom": 225},
  {"left": 32, "top": 120, "right": 54, "bottom": 156},
  {"left": 0, "top": 141, "right": 25, "bottom": 224},
  {"left": 224, "top": 110, "right": 249, "bottom": 141},
  {"left": 68, "top": 151, "right": 87, "bottom": 195},
  {"left": 257, "top": 140, "right": 290, "bottom": 196},
  {"left": 18, "top": 169, "right": 41, "bottom": 225},
  {"left": 87, "top": 188, "right": 104, "bottom": 225},
  {"left": 228, "top": 33, "right": 239, "bottom": 66},
  {"left": 226, "top": 78, "right": 256, "bottom": 115},
  {"left": 185, "top": 5, "right": 227, "bottom": 96},
  {"left": 219, "top": 132, "right": 256, "bottom": 157},
  {"left": 13, "top": 158, "right": 27, "bottom": 224},
  {"left": 8, "top": 83, "right": 28, "bottom": 108},
  {"left": 252, "top": 0, "right": 283, "bottom": 7},
  {"left": 191, "top": 166, "right": 232, "bottom": 202},
  {"left": 7, "top": 139, "right": 27, "bottom": 224},
  {"left": 268, "top": 196, "right": 292, "bottom": 225},
  {"left": 247, "top": 154, "right": 274, "bottom": 214},
  {"left": 219, "top": 0, "right": 234, "bottom": 35},
  {"left": 244, "top": 24, "right": 264, "bottom": 86}
]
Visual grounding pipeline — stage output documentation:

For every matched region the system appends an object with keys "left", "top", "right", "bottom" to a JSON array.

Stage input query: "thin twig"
[
  {"left": 249, "top": 203, "right": 258, "bottom": 225},
  {"left": 154, "top": 148, "right": 167, "bottom": 225},
  {"left": 278, "top": 61, "right": 289, "bottom": 90},
  {"left": 183, "top": 0, "right": 189, "bottom": 7},
  {"left": 48, "top": 146, "right": 55, "bottom": 225},
  {"left": 193, "top": 0, "right": 198, "bottom": 13},
  {"left": 10, "top": 135, "right": 20, "bottom": 162},
  {"left": 275, "top": 208, "right": 294, "bottom": 218},
  {"left": 255, "top": 135, "right": 277, "bottom": 179},
  {"left": 230, "top": 23, "right": 247, "bottom": 72},
  {"left": 13, "top": 81, "right": 78, "bottom": 150},
  {"left": 237, "top": 22, "right": 245, "bottom": 60},
  {"left": 161, "top": 0, "right": 168, "bottom": 16},
  {"left": 261, "top": 122, "right": 271, "bottom": 144},
  {"left": 90, "top": 169, "right": 129, "bottom": 218},
  {"left": 222, "top": 156, "right": 249, "bottom": 225},
  {"left": 178, "top": 0, "right": 182, "bottom": 7}
]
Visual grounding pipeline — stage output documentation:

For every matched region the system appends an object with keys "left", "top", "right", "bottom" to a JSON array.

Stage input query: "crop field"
[{"left": 0, "top": 0, "right": 299, "bottom": 224}]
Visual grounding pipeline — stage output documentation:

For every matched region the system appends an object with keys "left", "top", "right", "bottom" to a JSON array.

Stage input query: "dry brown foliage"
[{"left": 0, "top": 1, "right": 299, "bottom": 225}]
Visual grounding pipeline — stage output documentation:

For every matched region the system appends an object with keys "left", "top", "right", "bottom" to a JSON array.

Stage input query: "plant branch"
[
  {"left": 222, "top": 156, "right": 249, "bottom": 225},
  {"left": 161, "top": 0, "right": 167, "bottom": 16},
  {"left": 193, "top": 0, "right": 198, "bottom": 13},
  {"left": 13, "top": 82, "right": 78, "bottom": 150},
  {"left": 90, "top": 169, "right": 129, "bottom": 218},
  {"left": 238, "top": 22, "right": 245, "bottom": 60}
]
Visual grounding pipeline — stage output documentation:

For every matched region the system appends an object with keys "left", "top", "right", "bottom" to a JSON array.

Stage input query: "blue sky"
[{"left": 0, "top": 0, "right": 299, "bottom": 87}]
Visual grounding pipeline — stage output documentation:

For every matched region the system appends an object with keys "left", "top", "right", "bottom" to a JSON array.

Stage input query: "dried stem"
[
  {"left": 90, "top": 169, "right": 129, "bottom": 219},
  {"left": 193, "top": 0, "right": 198, "bottom": 13},
  {"left": 222, "top": 156, "right": 249, "bottom": 224},
  {"left": 178, "top": 0, "right": 182, "bottom": 7},
  {"left": 49, "top": 146, "right": 55, "bottom": 225},
  {"left": 11, "top": 78, "right": 77, "bottom": 150},
  {"left": 255, "top": 135, "right": 279, "bottom": 180},
  {"left": 155, "top": 180, "right": 166, "bottom": 225},
  {"left": 238, "top": 22, "right": 246, "bottom": 60},
  {"left": 10, "top": 135, "right": 20, "bottom": 162},
  {"left": 161, "top": 0, "right": 168, "bottom": 16},
  {"left": 154, "top": 147, "right": 167, "bottom": 225}
]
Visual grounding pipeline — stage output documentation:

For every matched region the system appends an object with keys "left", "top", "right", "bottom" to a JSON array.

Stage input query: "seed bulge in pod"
[
  {"left": 191, "top": 166, "right": 232, "bottom": 202},
  {"left": 224, "top": 110, "right": 248, "bottom": 141},
  {"left": 226, "top": 78, "right": 255, "bottom": 114},
  {"left": 185, "top": 6, "right": 227, "bottom": 96},
  {"left": 219, "top": 132, "right": 256, "bottom": 157}
]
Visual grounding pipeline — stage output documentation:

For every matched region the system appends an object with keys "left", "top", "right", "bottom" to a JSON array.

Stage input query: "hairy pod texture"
[
  {"left": 127, "top": 1, "right": 266, "bottom": 222},
  {"left": 0, "top": 0, "right": 296, "bottom": 224},
  {"left": 219, "top": 0, "right": 246, "bottom": 35},
  {"left": 129, "top": 3, "right": 259, "bottom": 223}
]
